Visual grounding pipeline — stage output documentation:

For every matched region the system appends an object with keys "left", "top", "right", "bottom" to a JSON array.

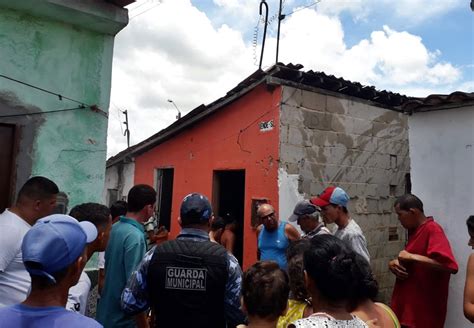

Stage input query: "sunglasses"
[{"left": 260, "top": 212, "right": 275, "bottom": 220}]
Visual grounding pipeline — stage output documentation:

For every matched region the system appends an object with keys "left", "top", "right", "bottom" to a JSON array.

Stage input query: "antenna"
[
  {"left": 122, "top": 110, "right": 130, "bottom": 148},
  {"left": 258, "top": 0, "right": 269, "bottom": 70},
  {"left": 275, "top": 0, "right": 285, "bottom": 64}
]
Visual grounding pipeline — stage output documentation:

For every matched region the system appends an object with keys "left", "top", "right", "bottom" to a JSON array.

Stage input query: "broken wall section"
[{"left": 279, "top": 86, "right": 410, "bottom": 302}]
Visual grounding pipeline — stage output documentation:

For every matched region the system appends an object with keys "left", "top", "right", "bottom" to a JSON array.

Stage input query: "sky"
[{"left": 107, "top": 0, "right": 474, "bottom": 157}]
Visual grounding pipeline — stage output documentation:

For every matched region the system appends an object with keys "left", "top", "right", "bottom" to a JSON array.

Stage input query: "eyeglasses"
[{"left": 260, "top": 212, "right": 275, "bottom": 220}]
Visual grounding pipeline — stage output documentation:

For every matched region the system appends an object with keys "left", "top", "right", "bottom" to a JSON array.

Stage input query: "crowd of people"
[{"left": 0, "top": 176, "right": 472, "bottom": 327}]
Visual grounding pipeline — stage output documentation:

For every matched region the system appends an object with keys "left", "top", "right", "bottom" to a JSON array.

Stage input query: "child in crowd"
[
  {"left": 289, "top": 235, "right": 369, "bottom": 327},
  {"left": 351, "top": 254, "right": 400, "bottom": 327},
  {"left": 463, "top": 215, "right": 474, "bottom": 322},
  {"left": 278, "top": 240, "right": 313, "bottom": 328},
  {"left": 242, "top": 261, "right": 290, "bottom": 328}
]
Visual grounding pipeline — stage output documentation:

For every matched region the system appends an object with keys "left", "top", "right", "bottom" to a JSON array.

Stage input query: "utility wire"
[
  {"left": 0, "top": 74, "right": 108, "bottom": 117},
  {"left": 0, "top": 106, "right": 88, "bottom": 118},
  {"left": 130, "top": 0, "right": 162, "bottom": 20},
  {"left": 284, "top": 0, "right": 320, "bottom": 17},
  {"left": 129, "top": 0, "right": 151, "bottom": 13}
]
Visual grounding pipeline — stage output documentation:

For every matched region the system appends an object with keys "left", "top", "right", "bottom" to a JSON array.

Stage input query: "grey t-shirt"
[{"left": 334, "top": 219, "right": 370, "bottom": 263}]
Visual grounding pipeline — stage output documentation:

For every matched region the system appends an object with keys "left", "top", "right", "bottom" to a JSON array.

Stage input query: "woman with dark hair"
[
  {"left": 277, "top": 240, "right": 313, "bottom": 328},
  {"left": 289, "top": 235, "right": 369, "bottom": 327},
  {"left": 463, "top": 215, "right": 474, "bottom": 322},
  {"left": 242, "top": 261, "right": 290, "bottom": 328},
  {"left": 351, "top": 254, "right": 400, "bottom": 327}
]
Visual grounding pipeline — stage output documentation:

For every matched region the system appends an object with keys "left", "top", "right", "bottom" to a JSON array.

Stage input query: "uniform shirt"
[
  {"left": 0, "top": 304, "right": 102, "bottom": 328},
  {"left": 258, "top": 221, "right": 290, "bottom": 269},
  {"left": 97, "top": 217, "right": 146, "bottom": 328},
  {"left": 334, "top": 219, "right": 370, "bottom": 263},
  {"left": 391, "top": 217, "right": 458, "bottom": 328},
  {"left": 67, "top": 271, "right": 91, "bottom": 315},
  {"left": 0, "top": 209, "right": 31, "bottom": 307},
  {"left": 121, "top": 228, "right": 246, "bottom": 326}
]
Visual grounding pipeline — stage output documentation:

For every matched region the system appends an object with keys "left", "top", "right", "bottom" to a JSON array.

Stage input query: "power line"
[
  {"left": 284, "top": 0, "right": 320, "bottom": 17},
  {"left": 0, "top": 73, "right": 108, "bottom": 117},
  {"left": 130, "top": 0, "right": 162, "bottom": 20},
  {"left": 0, "top": 106, "right": 88, "bottom": 118}
]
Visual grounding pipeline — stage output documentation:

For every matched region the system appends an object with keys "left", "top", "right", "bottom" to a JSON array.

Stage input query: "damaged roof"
[
  {"left": 401, "top": 91, "right": 474, "bottom": 113},
  {"left": 107, "top": 63, "right": 410, "bottom": 167}
]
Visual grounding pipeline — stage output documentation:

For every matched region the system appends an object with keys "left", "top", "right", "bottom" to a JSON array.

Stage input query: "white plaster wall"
[
  {"left": 121, "top": 162, "right": 135, "bottom": 199},
  {"left": 102, "top": 162, "right": 135, "bottom": 205},
  {"left": 408, "top": 106, "right": 474, "bottom": 328},
  {"left": 278, "top": 168, "right": 304, "bottom": 231}
]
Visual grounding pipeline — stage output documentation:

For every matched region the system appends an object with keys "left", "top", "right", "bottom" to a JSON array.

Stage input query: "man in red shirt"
[{"left": 390, "top": 194, "right": 458, "bottom": 328}]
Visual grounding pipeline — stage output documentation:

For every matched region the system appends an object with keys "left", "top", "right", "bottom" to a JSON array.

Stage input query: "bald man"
[{"left": 256, "top": 204, "right": 300, "bottom": 270}]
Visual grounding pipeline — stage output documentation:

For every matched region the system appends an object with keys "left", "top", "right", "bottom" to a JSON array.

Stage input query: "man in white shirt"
[
  {"left": 0, "top": 176, "right": 59, "bottom": 307},
  {"left": 311, "top": 186, "right": 370, "bottom": 263},
  {"left": 67, "top": 203, "right": 112, "bottom": 314}
]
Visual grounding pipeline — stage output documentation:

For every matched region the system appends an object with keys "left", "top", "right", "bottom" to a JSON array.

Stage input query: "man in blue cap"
[
  {"left": 0, "top": 214, "right": 101, "bottom": 327},
  {"left": 122, "top": 192, "right": 246, "bottom": 328}
]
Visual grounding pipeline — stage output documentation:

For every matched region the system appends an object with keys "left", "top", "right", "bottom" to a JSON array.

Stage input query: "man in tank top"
[{"left": 257, "top": 203, "right": 300, "bottom": 270}]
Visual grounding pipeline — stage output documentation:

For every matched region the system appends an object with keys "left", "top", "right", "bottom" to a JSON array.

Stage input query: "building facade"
[
  {"left": 404, "top": 92, "right": 474, "bottom": 327},
  {"left": 0, "top": 0, "right": 132, "bottom": 211}
]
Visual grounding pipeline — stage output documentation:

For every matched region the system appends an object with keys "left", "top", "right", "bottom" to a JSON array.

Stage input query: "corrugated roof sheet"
[{"left": 401, "top": 91, "right": 474, "bottom": 113}]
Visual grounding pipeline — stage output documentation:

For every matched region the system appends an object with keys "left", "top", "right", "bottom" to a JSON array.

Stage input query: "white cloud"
[
  {"left": 316, "top": 0, "right": 464, "bottom": 24},
  {"left": 106, "top": 1, "right": 467, "bottom": 157}
]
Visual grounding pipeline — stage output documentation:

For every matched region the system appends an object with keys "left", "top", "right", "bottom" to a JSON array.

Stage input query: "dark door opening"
[
  {"left": 0, "top": 124, "right": 16, "bottom": 213},
  {"left": 155, "top": 168, "right": 174, "bottom": 231},
  {"left": 212, "top": 170, "right": 245, "bottom": 265}
]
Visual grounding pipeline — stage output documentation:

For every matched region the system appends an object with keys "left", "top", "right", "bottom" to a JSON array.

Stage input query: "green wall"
[{"left": 0, "top": 3, "right": 126, "bottom": 208}]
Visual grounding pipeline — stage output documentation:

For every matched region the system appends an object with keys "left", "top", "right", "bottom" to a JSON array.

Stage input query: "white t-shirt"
[
  {"left": 334, "top": 219, "right": 370, "bottom": 263},
  {"left": 66, "top": 271, "right": 91, "bottom": 315},
  {"left": 98, "top": 251, "right": 105, "bottom": 269},
  {"left": 0, "top": 209, "right": 32, "bottom": 307}
]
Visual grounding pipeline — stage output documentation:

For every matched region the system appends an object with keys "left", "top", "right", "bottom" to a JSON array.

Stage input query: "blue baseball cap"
[
  {"left": 22, "top": 214, "right": 97, "bottom": 283},
  {"left": 311, "top": 186, "right": 349, "bottom": 208},
  {"left": 180, "top": 193, "right": 212, "bottom": 223}
]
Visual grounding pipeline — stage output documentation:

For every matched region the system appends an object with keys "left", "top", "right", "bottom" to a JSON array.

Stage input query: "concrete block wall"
[{"left": 279, "top": 86, "right": 410, "bottom": 303}]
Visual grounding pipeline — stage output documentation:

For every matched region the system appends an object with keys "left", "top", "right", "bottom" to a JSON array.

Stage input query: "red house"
[{"left": 106, "top": 63, "right": 409, "bottom": 288}]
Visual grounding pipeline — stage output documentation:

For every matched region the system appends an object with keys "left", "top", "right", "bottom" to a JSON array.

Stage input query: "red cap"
[
  {"left": 310, "top": 186, "right": 336, "bottom": 207},
  {"left": 311, "top": 186, "right": 349, "bottom": 208}
]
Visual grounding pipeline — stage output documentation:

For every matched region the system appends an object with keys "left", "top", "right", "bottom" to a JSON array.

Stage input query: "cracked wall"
[{"left": 279, "top": 86, "right": 410, "bottom": 302}]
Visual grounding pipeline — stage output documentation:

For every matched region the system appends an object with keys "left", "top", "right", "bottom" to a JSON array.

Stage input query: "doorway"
[
  {"left": 212, "top": 170, "right": 245, "bottom": 265},
  {"left": 155, "top": 168, "right": 174, "bottom": 231},
  {"left": 0, "top": 123, "right": 16, "bottom": 212}
]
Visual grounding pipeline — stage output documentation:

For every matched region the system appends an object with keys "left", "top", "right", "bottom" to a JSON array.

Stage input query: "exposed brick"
[
  {"left": 301, "top": 91, "right": 327, "bottom": 111},
  {"left": 302, "top": 110, "right": 332, "bottom": 130},
  {"left": 280, "top": 125, "right": 289, "bottom": 143},
  {"left": 351, "top": 117, "right": 373, "bottom": 136},
  {"left": 280, "top": 143, "right": 305, "bottom": 163},
  {"left": 281, "top": 87, "right": 302, "bottom": 107},
  {"left": 330, "top": 113, "right": 350, "bottom": 133},
  {"left": 373, "top": 121, "right": 405, "bottom": 139},
  {"left": 280, "top": 104, "right": 304, "bottom": 126},
  {"left": 353, "top": 135, "right": 378, "bottom": 152},
  {"left": 309, "top": 130, "right": 338, "bottom": 147},
  {"left": 326, "top": 95, "right": 347, "bottom": 114},
  {"left": 288, "top": 126, "right": 305, "bottom": 146}
]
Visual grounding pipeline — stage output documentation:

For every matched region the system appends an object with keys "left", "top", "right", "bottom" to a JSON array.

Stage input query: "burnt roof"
[
  {"left": 401, "top": 91, "right": 474, "bottom": 113},
  {"left": 107, "top": 63, "right": 410, "bottom": 167}
]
